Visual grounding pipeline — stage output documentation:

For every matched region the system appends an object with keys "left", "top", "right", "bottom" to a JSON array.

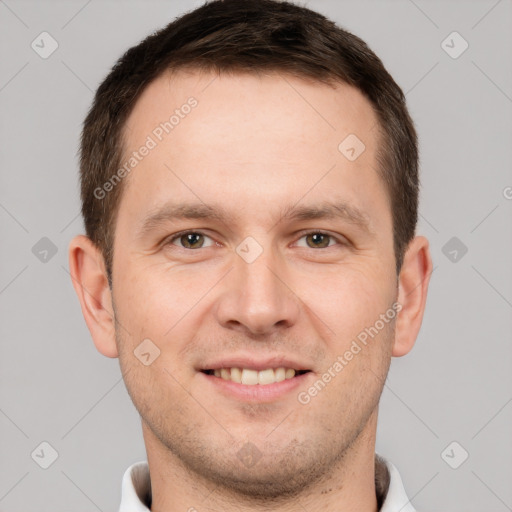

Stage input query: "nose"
[{"left": 215, "top": 241, "right": 300, "bottom": 336}]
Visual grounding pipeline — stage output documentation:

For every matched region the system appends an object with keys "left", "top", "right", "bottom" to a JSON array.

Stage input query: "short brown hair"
[{"left": 79, "top": 0, "right": 418, "bottom": 284}]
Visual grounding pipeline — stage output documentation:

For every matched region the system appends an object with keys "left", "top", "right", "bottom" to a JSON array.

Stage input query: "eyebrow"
[{"left": 137, "top": 200, "right": 374, "bottom": 239}]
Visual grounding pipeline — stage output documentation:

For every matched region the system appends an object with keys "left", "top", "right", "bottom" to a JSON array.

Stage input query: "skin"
[{"left": 69, "top": 69, "right": 432, "bottom": 512}]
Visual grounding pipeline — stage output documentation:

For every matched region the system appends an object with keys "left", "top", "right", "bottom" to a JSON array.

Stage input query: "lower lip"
[{"left": 199, "top": 371, "right": 313, "bottom": 402}]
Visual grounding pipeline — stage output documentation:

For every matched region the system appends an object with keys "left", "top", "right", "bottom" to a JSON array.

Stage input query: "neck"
[{"left": 143, "top": 410, "right": 380, "bottom": 512}]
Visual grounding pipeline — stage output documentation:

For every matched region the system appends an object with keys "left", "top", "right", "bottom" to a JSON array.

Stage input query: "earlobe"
[
  {"left": 68, "top": 235, "right": 119, "bottom": 358},
  {"left": 393, "top": 235, "right": 433, "bottom": 357}
]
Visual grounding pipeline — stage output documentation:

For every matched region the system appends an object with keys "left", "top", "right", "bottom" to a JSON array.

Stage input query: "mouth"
[
  {"left": 199, "top": 367, "right": 314, "bottom": 402},
  {"left": 200, "top": 367, "right": 311, "bottom": 385},
  {"left": 196, "top": 355, "right": 315, "bottom": 402}
]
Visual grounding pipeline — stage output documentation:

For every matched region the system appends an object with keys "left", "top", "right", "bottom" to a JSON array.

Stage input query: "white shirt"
[{"left": 118, "top": 454, "right": 416, "bottom": 511}]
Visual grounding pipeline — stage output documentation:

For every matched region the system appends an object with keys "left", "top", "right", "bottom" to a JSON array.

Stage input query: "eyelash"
[{"left": 164, "top": 229, "right": 347, "bottom": 250}]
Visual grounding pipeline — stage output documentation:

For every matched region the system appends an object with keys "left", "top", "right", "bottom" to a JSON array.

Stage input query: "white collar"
[{"left": 118, "top": 454, "right": 416, "bottom": 511}]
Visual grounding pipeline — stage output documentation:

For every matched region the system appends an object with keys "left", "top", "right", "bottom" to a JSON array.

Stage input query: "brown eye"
[
  {"left": 168, "top": 231, "right": 214, "bottom": 249},
  {"left": 305, "top": 232, "right": 331, "bottom": 248},
  {"left": 180, "top": 233, "right": 204, "bottom": 249},
  {"left": 296, "top": 231, "right": 341, "bottom": 249}
]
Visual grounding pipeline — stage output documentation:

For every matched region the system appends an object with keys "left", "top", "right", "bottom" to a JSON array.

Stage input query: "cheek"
[
  {"left": 113, "top": 289, "right": 195, "bottom": 415},
  {"left": 294, "top": 262, "right": 396, "bottom": 342},
  {"left": 115, "top": 262, "right": 208, "bottom": 338}
]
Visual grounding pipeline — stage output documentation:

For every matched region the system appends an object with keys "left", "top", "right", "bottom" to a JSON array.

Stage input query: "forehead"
[
  {"left": 118, "top": 68, "right": 388, "bottom": 233},
  {"left": 123, "top": 68, "right": 380, "bottom": 159}
]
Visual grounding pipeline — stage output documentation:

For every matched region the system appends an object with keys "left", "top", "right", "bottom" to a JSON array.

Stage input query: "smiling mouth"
[{"left": 201, "top": 368, "right": 311, "bottom": 385}]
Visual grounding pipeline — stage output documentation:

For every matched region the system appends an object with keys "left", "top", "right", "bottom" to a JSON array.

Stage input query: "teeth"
[
  {"left": 258, "top": 368, "right": 275, "bottom": 385},
  {"left": 275, "top": 367, "right": 286, "bottom": 382},
  {"left": 241, "top": 369, "right": 259, "bottom": 385},
  {"left": 210, "top": 367, "right": 300, "bottom": 385},
  {"left": 285, "top": 368, "right": 295, "bottom": 379},
  {"left": 230, "top": 367, "right": 242, "bottom": 383}
]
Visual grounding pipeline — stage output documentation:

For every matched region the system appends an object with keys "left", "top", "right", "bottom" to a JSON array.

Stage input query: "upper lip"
[{"left": 198, "top": 355, "right": 312, "bottom": 372}]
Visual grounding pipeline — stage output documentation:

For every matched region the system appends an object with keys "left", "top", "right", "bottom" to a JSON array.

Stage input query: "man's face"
[{"left": 112, "top": 70, "right": 397, "bottom": 496}]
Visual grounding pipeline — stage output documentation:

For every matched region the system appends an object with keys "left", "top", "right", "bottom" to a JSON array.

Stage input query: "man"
[{"left": 68, "top": 0, "right": 432, "bottom": 510}]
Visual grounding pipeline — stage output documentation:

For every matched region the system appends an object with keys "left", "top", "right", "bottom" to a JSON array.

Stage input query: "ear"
[
  {"left": 68, "top": 235, "right": 118, "bottom": 358},
  {"left": 393, "top": 235, "right": 433, "bottom": 357}
]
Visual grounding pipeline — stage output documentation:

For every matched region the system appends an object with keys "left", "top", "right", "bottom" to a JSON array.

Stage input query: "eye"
[
  {"left": 164, "top": 229, "right": 346, "bottom": 251},
  {"left": 166, "top": 230, "right": 215, "bottom": 249},
  {"left": 295, "top": 230, "right": 344, "bottom": 249}
]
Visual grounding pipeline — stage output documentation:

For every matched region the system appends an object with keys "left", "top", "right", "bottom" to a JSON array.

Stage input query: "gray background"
[{"left": 1, "top": 0, "right": 511, "bottom": 510}]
